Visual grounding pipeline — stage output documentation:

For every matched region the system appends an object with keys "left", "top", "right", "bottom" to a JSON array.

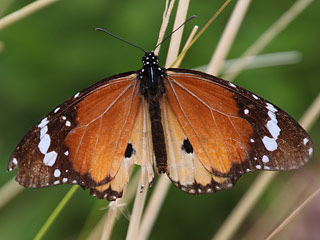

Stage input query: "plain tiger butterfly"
[{"left": 8, "top": 25, "right": 313, "bottom": 201}]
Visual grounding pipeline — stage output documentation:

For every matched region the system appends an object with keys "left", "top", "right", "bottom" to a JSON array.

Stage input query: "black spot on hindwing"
[
  {"left": 124, "top": 143, "right": 134, "bottom": 158},
  {"left": 181, "top": 138, "right": 193, "bottom": 154}
]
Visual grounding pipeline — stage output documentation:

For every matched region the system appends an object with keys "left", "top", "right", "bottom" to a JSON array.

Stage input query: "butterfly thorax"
[{"left": 139, "top": 52, "right": 166, "bottom": 101}]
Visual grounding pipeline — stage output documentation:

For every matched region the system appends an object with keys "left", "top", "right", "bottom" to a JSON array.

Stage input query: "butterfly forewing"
[
  {"left": 165, "top": 69, "right": 313, "bottom": 178},
  {"left": 8, "top": 72, "right": 141, "bottom": 189}
]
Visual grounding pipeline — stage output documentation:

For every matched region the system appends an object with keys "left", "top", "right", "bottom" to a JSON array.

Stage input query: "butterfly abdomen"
[{"left": 149, "top": 99, "right": 167, "bottom": 173}]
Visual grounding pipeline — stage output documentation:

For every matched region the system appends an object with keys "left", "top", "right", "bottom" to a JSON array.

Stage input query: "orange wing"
[
  {"left": 162, "top": 97, "right": 237, "bottom": 194},
  {"left": 164, "top": 69, "right": 313, "bottom": 182},
  {"left": 90, "top": 99, "right": 155, "bottom": 200},
  {"left": 9, "top": 72, "right": 143, "bottom": 200}
]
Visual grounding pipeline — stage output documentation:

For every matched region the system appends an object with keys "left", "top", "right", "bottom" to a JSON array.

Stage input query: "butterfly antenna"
[
  {"left": 153, "top": 15, "right": 197, "bottom": 52},
  {"left": 96, "top": 28, "right": 147, "bottom": 54}
]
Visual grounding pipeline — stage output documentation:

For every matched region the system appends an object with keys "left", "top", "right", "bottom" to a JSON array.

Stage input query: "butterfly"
[{"left": 8, "top": 29, "right": 313, "bottom": 201}]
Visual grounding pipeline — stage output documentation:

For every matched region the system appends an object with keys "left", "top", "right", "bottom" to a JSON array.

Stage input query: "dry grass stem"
[
  {"left": 222, "top": 0, "right": 314, "bottom": 81},
  {"left": 0, "top": 178, "right": 23, "bottom": 210},
  {"left": 0, "top": 0, "right": 60, "bottom": 31},
  {"left": 138, "top": 176, "right": 171, "bottom": 240},
  {"left": 239, "top": 169, "right": 317, "bottom": 239},
  {"left": 207, "top": 0, "right": 251, "bottom": 75},
  {"left": 299, "top": 93, "right": 320, "bottom": 130},
  {"left": 165, "top": 0, "right": 190, "bottom": 67},
  {"left": 125, "top": 169, "right": 149, "bottom": 240},
  {"left": 220, "top": 51, "right": 301, "bottom": 74},
  {"left": 98, "top": 167, "right": 140, "bottom": 239},
  {"left": 155, "top": 0, "right": 175, "bottom": 55},
  {"left": 239, "top": 171, "right": 307, "bottom": 240},
  {"left": 173, "top": 25, "right": 198, "bottom": 67},
  {"left": 0, "top": 0, "right": 14, "bottom": 17},
  {"left": 170, "top": 0, "right": 231, "bottom": 68},
  {"left": 86, "top": 214, "right": 108, "bottom": 240},
  {"left": 100, "top": 200, "right": 126, "bottom": 240},
  {"left": 213, "top": 171, "right": 277, "bottom": 240},
  {"left": 266, "top": 187, "right": 320, "bottom": 240},
  {"left": 196, "top": 51, "right": 302, "bottom": 73}
]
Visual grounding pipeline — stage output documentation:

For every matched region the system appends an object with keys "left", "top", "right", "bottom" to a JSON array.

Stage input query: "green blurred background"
[{"left": 0, "top": 0, "right": 319, "bottom": 239}]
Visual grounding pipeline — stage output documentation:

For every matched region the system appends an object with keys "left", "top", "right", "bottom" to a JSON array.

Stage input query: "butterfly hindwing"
[
  {"left": 90, "top": 99, "right": 155, "bottom": 200},
  {"left": 8, "top": 72, "right": 141, "bottom": 189},
  {"left": 164, "top": 69, "right": 313, "bottom": 179},
  {"left": 162, "top": 96, "right": 238, "bottom": 194}
]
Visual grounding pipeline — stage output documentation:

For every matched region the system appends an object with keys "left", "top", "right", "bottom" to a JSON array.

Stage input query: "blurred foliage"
[{"left": 0, "top": 0, "right": 319, "bottom": 239}]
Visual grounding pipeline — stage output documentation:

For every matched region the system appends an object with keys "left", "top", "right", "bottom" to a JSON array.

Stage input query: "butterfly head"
[
  {"left": 139, "top": 52, "right": 166, "bottom": 99},
  {"left": 142, "top": 52, "right": 159, "bottom": 66}
]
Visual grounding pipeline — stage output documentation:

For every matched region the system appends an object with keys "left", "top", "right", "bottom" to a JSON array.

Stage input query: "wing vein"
[
  {"left": 166, "top": 76, "right": 213, "bottom": 167},
  {"left": 74, "top": 80, "right": 136, "bottom": 130},
  {"left": 168, "top": 76, "right": 242, "bottom": 119},
  {"left": 209, "top": 107, "right": 233, "bottom": 169},
  {"left": 108, "top": 79, "right": 139, "bottom": 176}
]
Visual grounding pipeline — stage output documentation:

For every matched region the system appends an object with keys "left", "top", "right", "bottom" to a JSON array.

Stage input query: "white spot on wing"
[
  {"left": 256, "top": 165, "right": 262, "bottom": 169},
  {"left": 250, "top": 138, "right": 255, "bottom": 143},
  {"left": 266, "top": 103, "right": 278, "bottom": 112},
  {"left": 189, "top": 189, "right": 196, "bottom": 194},
  {"left": 303, "top": 138, "right": 309, "bottom": 145},
  {"left": 62, "top": 178, "right": 68, "bottom": 183},
  {"left": 262, "top": 155, "right": 270, "bottom": 163},
  {"left": 54, "top": 107, "right": 60, "bottom": 113},
  {"left": 252, "top": 94, "right": 259, "bottom": 100},
  {"left": 54, "top": 180, "right": 60, "bottom": 185},
  {"left": 268, "top": 111, "right": 277, "bottom": 122},
  {"left": 54, "top": 169, "right": 61, "bottom": 177},
  {"left": 244, "top": 109, "right": 249, "bottom": 115},
  {"left": 266, "top": 119, "right": 281, "bottom": 139},
  {"left": 38, "top": 117, "right": 49, "bottom": 128},
  {"left": 229, "top": 82, "right": 236, "bottom": 88},
  {"left": 38, "top": 134, "right": 51, "bottom": 154},
  {"left": 12, "top": 158, "right": 18, "bottom": 165},
  {"left": 62, "top": 116, "right": 66, "bottom": 120},
  {"left": 64, "top": 151, "right": 69, "bottom": 156},
  {"left": 263, "top": 109, "right": 280, "bottom": 151},
  {"left": 40, "top": 126, "right": 48, "bottom": 138},
  {"left": 43, "top": 151, "right": 58, "bottom": 166},
  {"left": 66, "top": 121, "right": 71, "bottom": 127},
  {"left": 309, "top": 148, "right": 313, "bottom": 156},
  {"left": 74, "top": 92, "right": 80, "bottom": 98},
  {"left": 262, "top": 136, "right": 278, "bottom": 151}
]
